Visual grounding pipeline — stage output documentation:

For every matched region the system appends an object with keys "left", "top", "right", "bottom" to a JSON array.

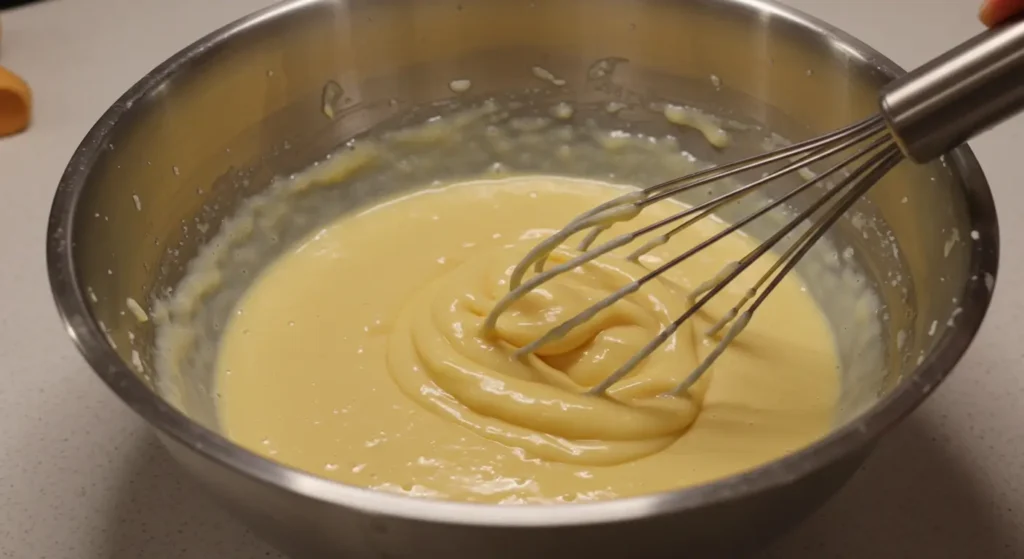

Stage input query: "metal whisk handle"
[{"left": 881, "top": 17, "right": 1024, "bottom": 162}]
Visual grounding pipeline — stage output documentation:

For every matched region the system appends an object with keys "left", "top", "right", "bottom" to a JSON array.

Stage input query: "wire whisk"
[{"left": 483, "top": 16, "right": 1024, "bottom": 397}]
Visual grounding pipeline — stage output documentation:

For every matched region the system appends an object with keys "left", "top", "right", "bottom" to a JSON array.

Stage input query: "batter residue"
[{"left": 215, "top": 175, "right": 840, "bottom": 504}]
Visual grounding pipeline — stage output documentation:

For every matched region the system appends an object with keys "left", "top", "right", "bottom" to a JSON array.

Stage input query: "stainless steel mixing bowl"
[{"left": 46, "top": 0, "right": 999, "bottom": 557}]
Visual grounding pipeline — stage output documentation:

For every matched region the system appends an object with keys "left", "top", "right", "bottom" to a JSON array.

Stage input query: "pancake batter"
[{"left": 215, "top": 175, "right": 840, "bottom": 504}]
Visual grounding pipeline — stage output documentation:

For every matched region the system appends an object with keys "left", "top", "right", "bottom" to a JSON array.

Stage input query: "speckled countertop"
[{"left": 1, "top": 0, "right": 1022, "bottom": 557}]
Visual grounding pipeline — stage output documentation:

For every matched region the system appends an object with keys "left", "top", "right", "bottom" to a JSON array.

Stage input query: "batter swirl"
[{"left": 388, "top": 246, "right": 710, "bottom": 465}]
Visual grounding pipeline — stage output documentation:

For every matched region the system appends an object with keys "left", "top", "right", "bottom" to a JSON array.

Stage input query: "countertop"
[{"left": 1, "top": 0, "right": 1022, "bottom": 557}]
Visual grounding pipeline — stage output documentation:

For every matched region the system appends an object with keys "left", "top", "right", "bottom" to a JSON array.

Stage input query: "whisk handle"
[{"left": 880, "top": 17, "right": 1024, "bottom": 162}]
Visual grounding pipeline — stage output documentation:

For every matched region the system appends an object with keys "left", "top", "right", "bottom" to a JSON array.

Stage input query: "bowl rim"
[{"left": 46, "top": 0, "right": 1000, "bottom": 527}]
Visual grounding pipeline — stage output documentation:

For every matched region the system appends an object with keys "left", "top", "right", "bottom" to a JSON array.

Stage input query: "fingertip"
[
  {"left": 979, "top": 1, "right": 999, "bottom": 27},
  {"left": 978, "top": 0, "right": 1024, "bottom": 27}
]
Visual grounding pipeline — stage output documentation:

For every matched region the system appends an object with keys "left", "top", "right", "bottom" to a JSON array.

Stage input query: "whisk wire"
[
  {"left": 509, "top": 117, "right": 888, "bottom": 287},
  {"left": 505, "top": 117, "right": 888, "bottom": 299},
  {"left": 483, "top": 112, "right": 908, "bottom": 398},
  {"left": 704, "top": 134, "right": 894, "bottom": 336},
  {"left": 623, "top": 128, "right": 894, "bottom": 262},
  {"left": 587, "top": 143, "right": 891, "bottom": 397},
  {"left": 638, "top": 116, "right": 887, "bottom": 207},
  {"left": 506, "top": 125, "right": 892, "bottom": 362},
  {"left": 571, "top": 117, "right": 890, "bottom": 264},
  {"left": 512, "top": 134, "right": 878, "bottom": 362},
  {"left": 669, "top": 145, "right": 904, "bottom": 396}
]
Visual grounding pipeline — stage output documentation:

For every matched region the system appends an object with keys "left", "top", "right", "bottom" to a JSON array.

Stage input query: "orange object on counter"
[{"left": 0, "top": 64, "right": 31, "bottom": 136}]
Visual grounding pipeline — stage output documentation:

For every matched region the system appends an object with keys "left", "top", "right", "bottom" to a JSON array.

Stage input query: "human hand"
[{"left": 980, "top": 0, "right": 1024, "bottom": 26}]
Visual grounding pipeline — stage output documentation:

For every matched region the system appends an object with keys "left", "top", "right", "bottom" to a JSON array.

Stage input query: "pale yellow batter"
[{"left": 215, "top": 176, "right": 839, "bottom": 504}]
